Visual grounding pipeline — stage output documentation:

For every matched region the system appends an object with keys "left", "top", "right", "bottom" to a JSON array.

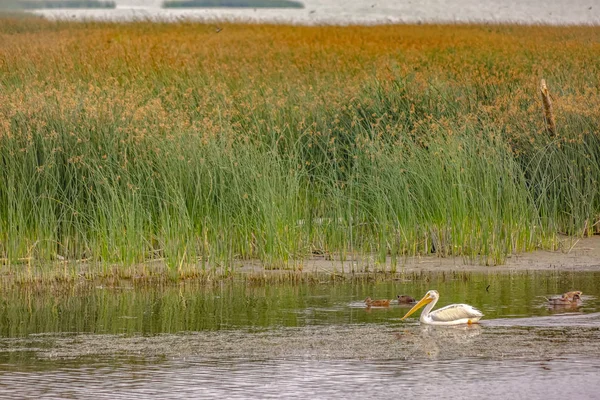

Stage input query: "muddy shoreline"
[
  {"left": 263, "top": 236, "right": 600, "bottom": 275},
  {"left": 230, "top": 235, "right": 600, "bottom": 278},
  {"left": 1, "top": 237, "right": 599, "bottom": 287}
]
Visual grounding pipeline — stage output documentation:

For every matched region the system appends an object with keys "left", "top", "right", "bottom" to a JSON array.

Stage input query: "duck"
[
  {"left": 364, "top": 297, "right": 391, "bottom": 307},
  {"left": 397, "top": 295, "right": 416, "bottom": 304},
  {"left": 546, "top": 290, "right": 583, "bottom": 306}
]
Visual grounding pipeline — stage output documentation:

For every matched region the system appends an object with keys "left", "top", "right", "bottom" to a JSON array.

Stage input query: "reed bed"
[{"left": 0, "top": 18, "right": 599, "bottom": 277}]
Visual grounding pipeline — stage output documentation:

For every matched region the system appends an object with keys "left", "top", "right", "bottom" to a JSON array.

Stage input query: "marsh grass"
[{"left": 0, "top": 20, "right": 599, "bottom": 279}]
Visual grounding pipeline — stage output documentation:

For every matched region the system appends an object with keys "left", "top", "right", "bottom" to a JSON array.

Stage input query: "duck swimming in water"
[
  {"left": 397, "top": 295, "right": 416, "bottom": 304},
  {"left": 546, "top": 290, "right": 583, "bottom": 306},
  {"left": 364, "top": 297, "right": 391, "bottom": 307}
]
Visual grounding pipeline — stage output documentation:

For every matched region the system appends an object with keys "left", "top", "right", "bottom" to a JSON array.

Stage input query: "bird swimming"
[
  {"left": 397, "top": 295, "right": 416, "bottom": 304},
  {"left": 401, "top": 290, "right": 483, "bottom": 325},
  {"left": 546, "top": 290, "right": 583, "bottom": 306},
  {"left": 364, "top": 297, "right": 391, "bottom": 307}
]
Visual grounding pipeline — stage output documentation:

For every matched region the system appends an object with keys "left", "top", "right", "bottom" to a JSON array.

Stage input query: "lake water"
[
  {"left": 1, "top": 271, "right": 600, "bottom": 398},
  {"left": 30, "top": 0, "right": 600, "bottom": 25}
]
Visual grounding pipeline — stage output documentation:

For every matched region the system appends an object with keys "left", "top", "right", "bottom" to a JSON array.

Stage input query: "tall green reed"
[{"left": 1, "top": 22, "right": 599, "bottom": 272}]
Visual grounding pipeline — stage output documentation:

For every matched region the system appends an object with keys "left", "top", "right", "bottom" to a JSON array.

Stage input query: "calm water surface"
[{"left": 1, "top": 271, "right": 600, "bottom": 398}]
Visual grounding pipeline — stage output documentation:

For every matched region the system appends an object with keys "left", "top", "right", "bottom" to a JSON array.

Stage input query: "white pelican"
[{"left": 401, "top": 290, "right": 483, "bottom": 325}]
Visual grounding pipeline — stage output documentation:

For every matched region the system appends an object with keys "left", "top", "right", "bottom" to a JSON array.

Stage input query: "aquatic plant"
[{"left": 0, "top": 20, "right": 598, "bottom": 273}]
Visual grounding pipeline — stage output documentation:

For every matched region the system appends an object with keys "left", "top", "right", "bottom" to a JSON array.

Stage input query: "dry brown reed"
[{"left": 0, "top": 19, "right": 599, "bottom": 280}]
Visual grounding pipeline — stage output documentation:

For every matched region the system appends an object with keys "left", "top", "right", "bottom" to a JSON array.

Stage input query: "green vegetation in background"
[
  {"left": 0, "top": 21, "right": 598, "bottom": 273},
  {"left": 162, "top": 0, "right": 304, "bottom": 8}
]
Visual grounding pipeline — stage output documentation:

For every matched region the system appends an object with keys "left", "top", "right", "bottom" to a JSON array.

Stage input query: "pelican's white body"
[{"left": 403, "top": 290, "right": 483, "bottom": 326}]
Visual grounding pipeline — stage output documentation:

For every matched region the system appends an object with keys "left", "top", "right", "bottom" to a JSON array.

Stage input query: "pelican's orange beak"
[{"left": 401, "top": 293, "right": 433, "bottom": 320}]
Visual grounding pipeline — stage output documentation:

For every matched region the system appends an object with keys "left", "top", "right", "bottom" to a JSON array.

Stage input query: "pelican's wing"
[{"left": 429, "top": 304, "right": 483, "bottom": 322}]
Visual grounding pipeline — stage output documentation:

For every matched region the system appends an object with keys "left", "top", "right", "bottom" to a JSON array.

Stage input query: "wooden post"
[{"left": 540, "top": 79, "right": 556, "bottom": 136}]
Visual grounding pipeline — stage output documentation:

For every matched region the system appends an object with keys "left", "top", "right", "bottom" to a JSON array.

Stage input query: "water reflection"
[
  {"left": 0, "top": 271, "right": 598, "bottom": 337},
  {"left": 0, "top": 283, "right": 598, "bottom": 399},
  {"left": 395, "top": 324, "right": 483, "bottom": 358},
  {"left": 0, "top": 270, "right": 599, "bottom": 400}
]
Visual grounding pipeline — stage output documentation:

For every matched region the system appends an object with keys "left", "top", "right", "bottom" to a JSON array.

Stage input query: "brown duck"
[
  {"left": 397, "top": 295, "right": 416, "bottom": 304},
  {"left": 546, "top": 290, "right": 583, "bottom": 306},
  {"left": 364, "top": 297, "right": 391, "bottom": 307}
]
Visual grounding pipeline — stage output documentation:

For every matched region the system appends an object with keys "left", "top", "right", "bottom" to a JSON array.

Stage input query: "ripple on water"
[
  {"left": 1, "top": 272, "right": 600, "bottom": 398},
  {"left": 483, "top": 311, "right": 600, "bottom": 328},
  {"left": 1, "top": 356, "right": 600, "bottom": 399}
]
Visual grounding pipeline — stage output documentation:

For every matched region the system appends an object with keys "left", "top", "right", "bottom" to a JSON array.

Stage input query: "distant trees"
[
  {"left": 162, "top": 0, "right": 304, "bottom": 8},
  {"left": 15, "top": 1, "right": 116, "bottom": 9}
]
